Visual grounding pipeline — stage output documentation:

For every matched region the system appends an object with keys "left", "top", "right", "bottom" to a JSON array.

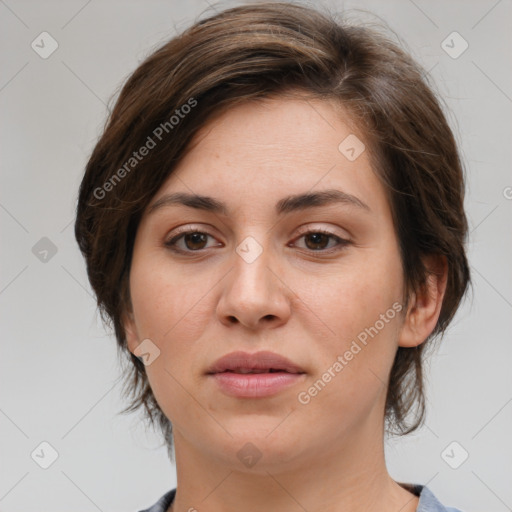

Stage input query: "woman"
[{"left": 74, "top": 3, "right": 470, "bottom": 511}]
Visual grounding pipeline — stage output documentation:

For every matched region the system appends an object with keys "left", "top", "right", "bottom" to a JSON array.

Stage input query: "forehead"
[{"left": 150, "top": 94, "right": 388, "bottom": 217}]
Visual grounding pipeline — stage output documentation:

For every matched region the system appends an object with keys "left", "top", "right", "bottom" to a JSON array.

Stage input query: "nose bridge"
[
  {"left": 217, "top": 232, "right": 290, "bottom": 328},
  {"left": 231, "top": 234, "right": 274, "bottom": 299}
]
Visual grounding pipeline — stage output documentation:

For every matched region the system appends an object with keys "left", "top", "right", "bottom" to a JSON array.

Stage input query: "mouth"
[
  {"left": 207, "top": 351, "right": 306, "bottom": 398},
  {"left": 220, "top": 368, "right": 295, "bottom": 374},
  {"left": 206, "top": 350, "right": 306, "bottom": 375}
]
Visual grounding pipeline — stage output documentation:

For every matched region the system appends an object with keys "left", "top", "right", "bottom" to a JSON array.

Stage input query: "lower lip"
[{"left": 210, "top": 372, "right": 305, "bottom": 398}]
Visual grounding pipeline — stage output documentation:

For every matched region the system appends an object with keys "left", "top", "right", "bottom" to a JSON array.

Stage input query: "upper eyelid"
[
  {"left": 165, "top": 226, "right": 349, "bottom": 250},
  {"left": 167, "top": 224, "right": 346, "bottom": 240}
]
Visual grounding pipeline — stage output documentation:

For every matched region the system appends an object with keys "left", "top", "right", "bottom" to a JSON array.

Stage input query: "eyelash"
[{"left": 164, "top": 228, "right": 350, "bottom": 255}]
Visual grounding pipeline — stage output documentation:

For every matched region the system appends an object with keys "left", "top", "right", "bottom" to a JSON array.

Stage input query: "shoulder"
[
  {"left": 137, "top": 488, "right": 176, "bottom": 512},
  {"left": 410, "top": 483, "right": 465, "bottom": 512},
  {"left": 138, "top": 484, "right": 465, "bottom": 512}
]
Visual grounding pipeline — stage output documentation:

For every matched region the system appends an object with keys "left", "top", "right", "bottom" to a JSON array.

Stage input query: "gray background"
[{"left": 1, "top": 0, "right": 511, "bottom": 511}]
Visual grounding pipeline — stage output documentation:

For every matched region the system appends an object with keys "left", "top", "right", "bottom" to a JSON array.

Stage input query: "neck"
[{"left": 168, "top": 414, "right": 419, "bottom": 512}]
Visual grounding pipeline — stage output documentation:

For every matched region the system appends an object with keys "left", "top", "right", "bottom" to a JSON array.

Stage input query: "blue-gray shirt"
[{"left": 137, "top": 483, "right": 463, "bottom": 512}]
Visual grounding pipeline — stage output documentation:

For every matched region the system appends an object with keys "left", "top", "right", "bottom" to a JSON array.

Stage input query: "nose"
[{"left": 216, "top": 239, "right": 291, "bottom": 330}]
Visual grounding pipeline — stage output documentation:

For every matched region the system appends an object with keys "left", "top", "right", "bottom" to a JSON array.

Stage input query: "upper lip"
[{"left": 207, "top": 351, "right": 305, "bottom": 374}]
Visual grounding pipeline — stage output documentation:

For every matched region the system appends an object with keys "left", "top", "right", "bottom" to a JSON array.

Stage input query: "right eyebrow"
[{"left": 147, "top": 192, "right": 229, "bottom": 216}]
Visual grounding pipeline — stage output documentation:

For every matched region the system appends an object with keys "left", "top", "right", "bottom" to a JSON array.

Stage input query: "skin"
[{"left": 123, "top": 92, "right": 447, "bottom": 512}]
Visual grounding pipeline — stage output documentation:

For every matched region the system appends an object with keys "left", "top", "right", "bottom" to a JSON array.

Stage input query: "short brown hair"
[{"left": 74, "top": 1, "right": 470, "bottom": 457}]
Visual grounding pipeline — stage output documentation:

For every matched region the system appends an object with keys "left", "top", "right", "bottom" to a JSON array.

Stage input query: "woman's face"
[{"left": 125, "top": 94, "right": 410, "bottom": 470}]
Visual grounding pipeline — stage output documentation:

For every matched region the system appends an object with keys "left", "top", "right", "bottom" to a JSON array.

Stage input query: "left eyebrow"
[
  {"left": 276, "top": 189, "right": 370, "bottom": 214},
  {"left": 147, "top": 188, "right": 371, "bottom": 216}
]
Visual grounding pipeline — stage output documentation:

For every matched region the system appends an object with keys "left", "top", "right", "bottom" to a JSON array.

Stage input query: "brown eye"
[
  {"left": 304, "top": 232, "right": 331, "bottom": 250},
  {"left": 182, "top": 232, "right": 208, "bottom": 250},
  {"left": 165, "top": 230, "right": 218, "bottom": 253},
  {"left": 294, "top": 229, "right": 350, "bottom": 253}
]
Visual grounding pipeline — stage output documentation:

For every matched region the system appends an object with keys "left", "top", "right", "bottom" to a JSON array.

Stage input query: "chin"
[{"left": 208, "top": 425, "right": 308, "bottom": 472}]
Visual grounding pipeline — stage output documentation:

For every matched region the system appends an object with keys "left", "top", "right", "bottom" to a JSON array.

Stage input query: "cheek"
[
  {"left": 305, "top": 248, "right": 403, "bottom": 343},
  {"left": 295, "top": 289, "right": 403, "bottom": 434},
  {"left": 129, "top": 253, "right": 213, "bottom": 342},
  {"left": 296, "top": 245, "right": 404, "bottom": 398},
  {"left": 128, "top": 254, "right": 221, "bottom": 401},
  {"left": 128, "top": 257, "right": 216, "bottom": 424}
]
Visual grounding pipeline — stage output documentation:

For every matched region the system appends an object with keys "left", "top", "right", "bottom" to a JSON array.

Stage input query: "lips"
[{"left": 207, "top": 350, "right": 305, "bottom": 375}]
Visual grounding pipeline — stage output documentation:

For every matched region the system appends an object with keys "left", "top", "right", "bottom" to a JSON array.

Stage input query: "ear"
[
  {"left": 398, "top": 254, "right": 448, "bottom": 348},
  {"left": 122, "top": 309, "right": 140, "bottom": 355}
]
